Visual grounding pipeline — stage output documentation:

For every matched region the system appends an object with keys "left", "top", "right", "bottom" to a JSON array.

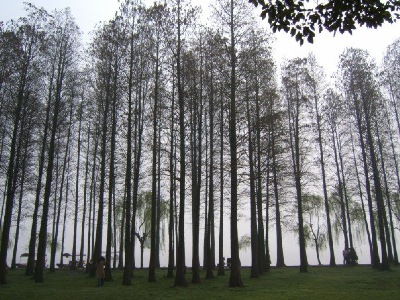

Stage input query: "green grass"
[{"left": 1, "top": 265, "right": 399, "bottom": 299}]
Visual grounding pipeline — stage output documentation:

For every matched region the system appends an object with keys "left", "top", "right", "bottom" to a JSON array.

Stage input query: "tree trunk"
[
  {"left": 35, "top": 45, "right": 66, "bottom": 282},
  {"left": 331, "top": 124, "right": 349, "bottom": 251},
  {"left": 265, "top": 153, "right": 271, "bottom": 270},
  {"left": 87, "top": 128, "right": 100, "bottom": 272},
  {"left": 122, "top": 33, "right": 135, "bottom": 286},
  {"left": 90, "top": 62, "right": 111, "bottom": 277},
  {"left": 375, "top": 121, "right": 394, "bottom": 263},
  {"left": 0, "top": 44, "right": 29, "bottom": 284},
  {"left": 50, "top": 140, "right": 61, "bottom": 272},
  {"left": 51, "top": 112, "right": 72, "bottom": 272},
  {"left": 72, "top": 101, "right": 83, "bottom": 270},
  {"left": 105, "top": 58, "right": 118, "bottom": 281},
  {"left": 272, "top": 119, "right": 284, "bottom": 268},
  {"left": 353, "top": 97, "right": 380, "bottom": 267},
  {"left": 245, "top": 83, "right": 259, "bottom": 278},
  {"left": 385, "top": 111, "right": 399, "bottom": 264},
  {"left": 349, "top": 125, "right": 373, "bottom": 261},
  {"left": 228, "top": 0, "right": 243, "bottom": 287},
  {"left": 60, "top": 160, "right": 70, "bottom": 267},
  {"left": 167, "top": 67, "right": 176, "bottom": 278},
  {"left": 206, "top": 68, "right": 214, "bottom": 280},
  {"left": 361, "top": 92, "right": 389, "bottom": 270},
  {"left": 253, "top": 61, "right": 266, "bottom": 274},
  {"left": 174, "top": 0, "right": 188, "bottom": 287},
  {"left": 11, "top": 126, "right": 30, "bottom": 270},
  {"left": 217, "top": 87, "right": 225, "bottom": 277},
  {"left": 287, "top": 84, "right": 308, "bottom": 273},
  {"left": 80, "top": 123, "right": 90, "bottom": 270},
  {"left": 118, "top": 188, "right": 126, "bottom": 270},
  {"left": 336, "top": 129, "right": 354, "bottom": 249},
  {"left": 313, "top": 93, "right": 335, "bottom": 266},
  {"left": 149, "top": 33, "right": 160, "bottom": 283}
]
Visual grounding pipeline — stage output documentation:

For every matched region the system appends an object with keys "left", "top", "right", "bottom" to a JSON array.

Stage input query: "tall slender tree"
[
  {"left": 307, "top": 55, "right": 336, "bottom": 266},
  {"left": 35, "top": 8, "right": 79, "bottom": 283},
  {"left": 1, "top": 5, "right": 46, "bottom": 283},
  {"left": 282, "top": 58, "right": 310, "bottom": 273}
]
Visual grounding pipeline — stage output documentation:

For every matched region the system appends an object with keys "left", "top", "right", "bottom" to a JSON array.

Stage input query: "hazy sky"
[{"left": 1, "top": 0, "right": 400, "bottom": 78}]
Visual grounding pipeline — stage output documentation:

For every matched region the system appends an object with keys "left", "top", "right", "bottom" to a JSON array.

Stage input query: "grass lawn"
[{"left": 1, "top": 265, "right": 399, "bottom": 299}]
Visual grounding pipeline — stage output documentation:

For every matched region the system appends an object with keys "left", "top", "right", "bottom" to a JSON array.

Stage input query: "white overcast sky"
[{"left": 1, "top": 0, "right": 400, "bottom": 78}]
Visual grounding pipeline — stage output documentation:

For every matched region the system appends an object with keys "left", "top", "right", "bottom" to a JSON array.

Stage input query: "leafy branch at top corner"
[{"left": 248, "top": 0, "right": 400, "bottom": 45}]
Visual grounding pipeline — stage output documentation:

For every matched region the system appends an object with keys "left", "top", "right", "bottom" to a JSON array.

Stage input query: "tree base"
[{"left": 229, "top": 268, "right": 243, "bottom": 287}]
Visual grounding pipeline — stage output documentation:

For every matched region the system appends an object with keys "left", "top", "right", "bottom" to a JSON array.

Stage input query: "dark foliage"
[{"left": 249, "top": 0, "right": 400, "bottom": 44}]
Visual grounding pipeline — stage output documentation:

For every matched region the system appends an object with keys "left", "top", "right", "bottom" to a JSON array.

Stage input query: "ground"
[{"left": 0, "top": 265, "right": 399, "bottom": 299}]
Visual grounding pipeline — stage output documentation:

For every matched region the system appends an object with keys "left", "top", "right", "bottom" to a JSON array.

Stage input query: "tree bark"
[
  {"left": 72, "top": 101, "right": 83, "bottom": 270},
  {"left": 228, "top": 0, "right": 243, "bottom": 287},
  {"left": 149, "top": 33, "right": 160, "bottom": 283},
  {"left": 245, "top": 83, "right": 259, "bottom": 278},
  {"left": 313, "top": 91, "right": 335, "bottom": 266},
  {"left": 174, "top": 0, "right": 188, "bottom": 287}
]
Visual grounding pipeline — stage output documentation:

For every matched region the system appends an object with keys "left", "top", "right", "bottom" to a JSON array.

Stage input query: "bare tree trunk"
[
  {"left": 50, "top": 140, "right": 61, "bottom": 272},
  {"left": 11, "top": 125, "right": 30, "bottom": 270},
  {"left": 349, "top": 125, "right": 373, "bottom": 261},
  {"left": 353, "top": 97, "right": 380, "bottom": 267},
  {"left": 272, "top": 119, "right": 284, "bottom": 268},
  {"left": 384, "top": 110, "right": 399, "bottom": 264},
  {"left": 122, "top": 32, "right": 135, "bottom": 286},
  {"left": 364, "top": 106, "right": 389, "bottom": 270},
  {"left": 335, "top": 128, "right": 354, "bottom": 249},
  {"left": 155, "top": 124, "right": 162, "bottom": 269},
  {"left": 149, "top": 33, "right": 160, "bottom": 283},
  {"left": 313, "top": 91, "right": 335, "bottom": 266},
  {"left": 72, "top": 101, "right": 83, "bottom": 270},
  {"left": 167, "top": 67, "right": 176, "bottom": 278},
  {"left": 286, "top": 81, "right": 308, "bottom": 273},
  {"left": 87, "top": 127, "right": 100, "bottom": 272},
  {"left": 51, "top": 105, "right": 73, "bottom": 272},
  {"left": 35, "top": 49, "right": 66, "bottom": 282},
  {"left": 118, "top": 188, "right": 126, "bottom": 270},
  {"left": 174, "top": 0, "right": 188, "bottom": 287},
  {"left": 190, "top": 48, "right": 203, "bottom": 283},
  {"left": 51, "top": 123, "right": 71, "bottom": 272},
  {"left": 60, "top": 157, "right": 70, "bottom": 267},
  {"left": 217, "top": 86, "right": 225, "bottom": 276},
  {"left": 245, "top": 82, "right": 259, "bottom": 278},
  {"left": 206, "top": 70, "right": 215, "bottom": 280},
  {"left": 105, "top": 59, "right": 118, "bottom": 281},
  {"left": 91, "top": 65, "right": 111, "bottom": 277},
  {"left": 375, "top": 121, "right": 394, "bottom": 263},
  {"left": 331, "top": 124, "right": 349, "bottom": 251},
  {"left": 253, "top": 62, "right": 266, "bottom": 274},
  {"left": 79, "top": 124, "right": 90, "bottom": 269},
  {"left": 228, "top": 0, "right": 243, "bottom": 286},
  {"left": 0, "top": 53, "right": 28, "bottom": 285}
]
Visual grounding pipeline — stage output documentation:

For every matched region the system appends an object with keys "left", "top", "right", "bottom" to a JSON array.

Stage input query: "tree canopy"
[{"left": 249, "top": 0, "right": 400, "bottom": 44}]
